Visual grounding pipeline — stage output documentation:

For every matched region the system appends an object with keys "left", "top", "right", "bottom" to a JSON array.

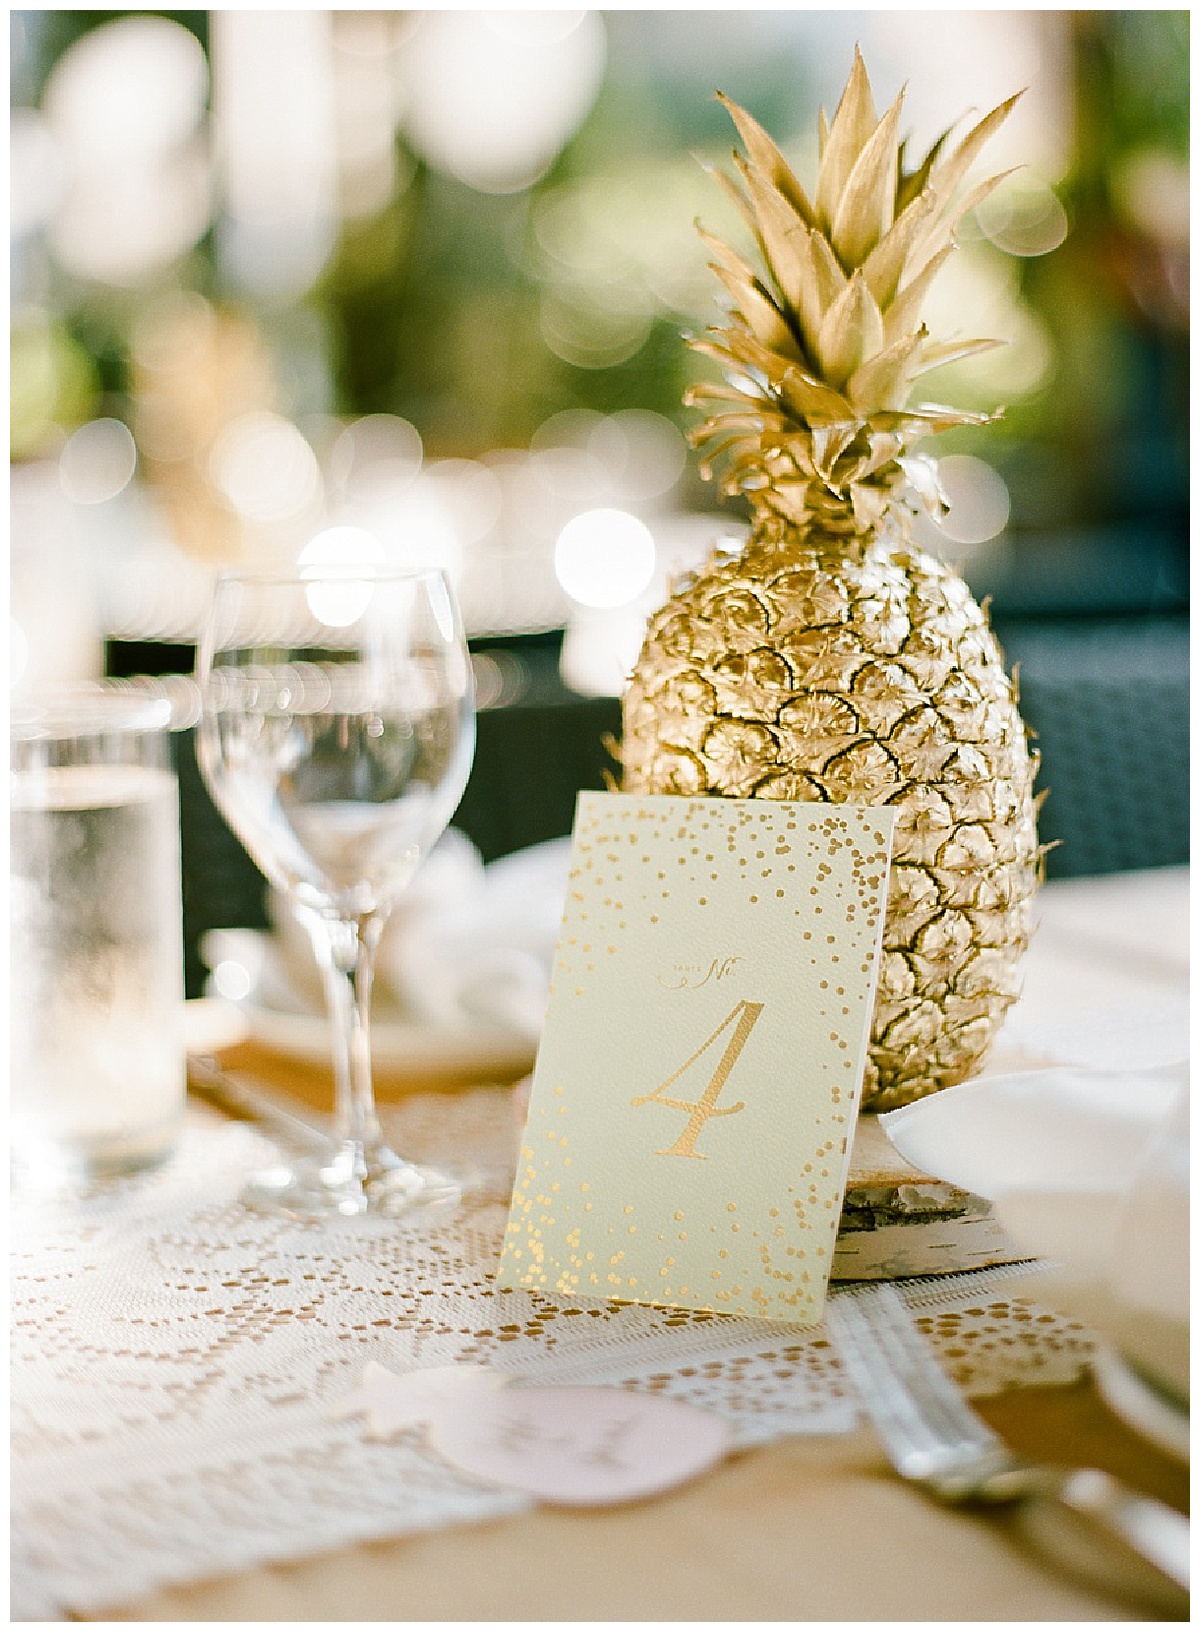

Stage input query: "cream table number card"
[{"left": 499, "top": 793, "right": 895, "bottom": 1324}]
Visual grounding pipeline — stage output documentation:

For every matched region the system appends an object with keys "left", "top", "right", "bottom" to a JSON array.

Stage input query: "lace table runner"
[{"left": 12, "top": 1093, "right": 1094, "bottom": 1622}]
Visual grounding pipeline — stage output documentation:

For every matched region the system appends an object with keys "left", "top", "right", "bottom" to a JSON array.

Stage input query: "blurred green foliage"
[
  {"left": 12, "top": 9, "right": 1190, "bottom": 545},
  {"left": 1010, "top": 12, "right": 1189, "bottom": 524}
]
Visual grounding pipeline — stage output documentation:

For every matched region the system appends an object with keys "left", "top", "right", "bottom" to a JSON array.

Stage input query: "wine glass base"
[{"left": 240, "top": 1148, "right": 460, "bottom": 1223}]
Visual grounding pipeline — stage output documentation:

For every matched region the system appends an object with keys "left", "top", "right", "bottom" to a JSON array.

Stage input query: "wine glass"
[{"left": 196, "top": 566, "right": 475, "bottom": 1220}]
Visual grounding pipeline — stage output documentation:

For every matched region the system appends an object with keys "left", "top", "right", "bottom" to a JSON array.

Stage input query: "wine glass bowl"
[{"left": 197, "top": 567, "right": 475, "bottom": 1220}]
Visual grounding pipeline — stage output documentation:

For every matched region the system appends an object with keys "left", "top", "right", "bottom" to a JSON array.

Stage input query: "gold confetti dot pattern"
[{"left": 498, "top": 793, "right": 894, "bottom": 1326}]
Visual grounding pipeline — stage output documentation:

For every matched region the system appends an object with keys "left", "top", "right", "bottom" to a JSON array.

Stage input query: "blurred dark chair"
[
  {"left": 996, "top": 613, "right": 1189, "bottom": 878},
  {"left": 979, "top": 519, "right": 1189, "bottom": 880}
]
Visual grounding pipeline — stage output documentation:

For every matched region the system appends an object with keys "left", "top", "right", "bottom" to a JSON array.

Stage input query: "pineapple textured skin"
[{"left": 622, "top": 519, "right": 1040, "bottom": 1109}]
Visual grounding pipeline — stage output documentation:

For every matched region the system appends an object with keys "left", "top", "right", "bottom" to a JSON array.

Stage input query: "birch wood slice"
[{"left": 833, "top": 1115, "right": 1026, "bottom": 1282}]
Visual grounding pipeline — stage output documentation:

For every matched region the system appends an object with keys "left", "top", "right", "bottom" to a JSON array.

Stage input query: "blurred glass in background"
[{"left": 9, "top": 10, "right": 1190, "bottom": 941}]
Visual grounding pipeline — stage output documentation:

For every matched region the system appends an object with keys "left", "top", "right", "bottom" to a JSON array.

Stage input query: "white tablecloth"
[{"left": 10, "top": 868, "right": 1187, "bottom": 1621}]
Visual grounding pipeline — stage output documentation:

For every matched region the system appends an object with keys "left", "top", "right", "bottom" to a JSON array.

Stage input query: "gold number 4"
[{"left": 631, "top": 1000, "right": 764, "bottom": 1159}]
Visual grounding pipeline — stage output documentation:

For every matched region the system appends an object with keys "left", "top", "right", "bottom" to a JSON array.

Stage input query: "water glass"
[
  {"left": 196, "top": 567, "right": 475, "bottom": 1218},
  {"left": 10, "top": 688, "right": 187, "bottom": 1186}
]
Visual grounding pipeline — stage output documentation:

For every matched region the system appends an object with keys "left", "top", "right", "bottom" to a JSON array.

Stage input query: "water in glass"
[
  {"left": 11, "top": 700, "right": 186, "bottom": 1184},
  {"left": 197, "top": 568, "right": 476, "bottom": 1220}
]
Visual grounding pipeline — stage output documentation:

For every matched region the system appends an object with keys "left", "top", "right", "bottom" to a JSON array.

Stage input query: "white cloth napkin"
[
  {"left": 205, "top": 830, "right": 572, "bottom": 1042},
  {"left": 376, "top": 833, "right": 572, "bottom": 1037},
  {"left": 880, "top": 1060, "right": 1190, "bottom": 1402}
]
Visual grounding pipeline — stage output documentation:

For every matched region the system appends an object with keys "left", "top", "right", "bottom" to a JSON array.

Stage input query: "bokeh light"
[
  {"left": 331, "top": 12, "right": 415, "bottom": 221},
  {"left": 539, "top": 285, "right": 652, "bottom": 370},
  {"left": 977, "top": 176, "right": 1069, "bottom": 258},
  {"left": 421, "top": 460, "right": 504, "bottom": 548},
  {"left": 210, "top": 956, "right": 256, "bottom": 1003},
  {"left": 300, "top": 529, "right": 387, "bottom": 628},
  {"left": 554, "top": 508, "right": 656, "bottom": 609},
  {"left": 869, "top": 9, "right": 1071, "bottom": 182},
  {"left": 1111, "top": 148, "right": 1190, "bottom": 247},
  {"left": 531, "top": 409, "right": 687, "bottom": 504},
  {"left": 299, "top": 526, "right": 388, "bottom": 571},
  {"left": 398, "top": 10, "right": 606, "bottom": 195},
  {"left": 930, "top": 456, "right": 1012, "bottom": 547},
  {"left": 59, "top": 419, "right": 138, "bottom": 506},
  {"left": 43, "top": 16, "right": 208, "bottom": 159},
  {"left": 592, "top": 411, "right": 687, "bottom": 502},
  {"left": 10, "top": 110, "right": 64, "bottom": 240},
  {"left": 921, "top": 246, "right": 1055, "bottom": 401},
  {"left": 43, "top": 16, "right": 211, "bottom": 286},
  {"left": 530, "top": 442, "right": 612, "bottom": 505},
  {"left": 50, "top": 147, "right": 211, "bottom": 287},
  {"left": 470, "top": 649, "right": 530, "bottom": 711},
  {"left": 330, "top": 414, "right": 423, "bottom": 504},
  {"left": 210, "top": 413, "right": 322, "bottom": 524},
  {"left": 531, "top": 157, "right": 726, "bottom": 366},
  {"left": 368, "top": 479, "right": 465, "bottom": 579},
  {"left": 212, "top": 10, "right": 339, "bottom": 300}
]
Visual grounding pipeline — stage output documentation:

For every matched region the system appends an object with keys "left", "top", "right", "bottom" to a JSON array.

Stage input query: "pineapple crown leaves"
[{"left": 687, "top": 47, "right": 1023, "bottom": 527}]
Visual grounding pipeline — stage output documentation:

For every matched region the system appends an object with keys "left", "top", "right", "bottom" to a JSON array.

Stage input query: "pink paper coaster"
[{"left": 427, "top": 1383, "right": 732, "bottom": 1506}]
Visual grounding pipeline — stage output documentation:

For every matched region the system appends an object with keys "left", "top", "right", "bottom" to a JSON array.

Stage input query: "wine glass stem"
[{"left": 319, "top": 914, "right": 385, "bottom": 1162}]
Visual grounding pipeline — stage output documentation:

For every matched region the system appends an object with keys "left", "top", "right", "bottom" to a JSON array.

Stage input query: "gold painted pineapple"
[{"left": 622, "top": 50, "right": 1040, "bottom": 1110}]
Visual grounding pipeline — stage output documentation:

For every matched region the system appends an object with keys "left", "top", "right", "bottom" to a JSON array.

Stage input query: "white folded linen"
[
  {"left": 376, "top": 834, "right": 572, "bottom": 1037},
  {"left": 206, "top": 829, "right": 572, "bottom": 1042},
  {"left": 880, "top": 1060, "right": 1189, "bottom": 1402}
]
